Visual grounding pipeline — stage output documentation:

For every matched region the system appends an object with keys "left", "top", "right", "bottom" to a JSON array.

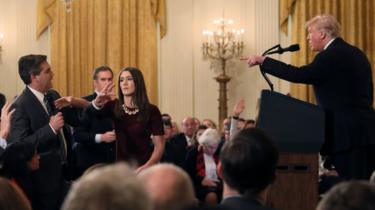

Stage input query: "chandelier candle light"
[{"left": 202, "top": 18, "right": 244, "bottom": 129}]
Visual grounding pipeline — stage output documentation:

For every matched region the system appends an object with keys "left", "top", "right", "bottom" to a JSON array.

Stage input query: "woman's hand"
[{"left": 94, "top": 82, "right": 115, "bottom": 107}]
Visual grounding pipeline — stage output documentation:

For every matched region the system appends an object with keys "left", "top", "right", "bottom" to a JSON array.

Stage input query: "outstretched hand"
[
  {"left": 54, "top": 96, "right": 73, "bottom": 109},
  {"left": 240, "top": 55, "right": 265, "bottom": 67},
  {"left": 0, "top": 101, "right": 16, "bottom": 139},
  {"left": 94, "top": 82, "right": 115, "bottom": 107}
]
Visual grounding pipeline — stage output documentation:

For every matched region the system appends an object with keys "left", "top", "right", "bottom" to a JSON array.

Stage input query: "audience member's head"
[
  {"left": 182, "top": 117, "right": 196, "bottom": 138},
  {"left": 139, "top": 163, "right": 197, "bottom": 210},
  {"left": 219, "top": 128, "right": 278, "bottom": 196},
  {"left": 161, "top": 113, "right": 172, "bottom": 122},
  {"left": 236, "top": 118, "right": 246, "bottom": 130},
  {"left": 0, "top": 177, "right": 31, "bottom": 210},
  {"left": 195, "top": 124, "right": 208, "bottom": 141},
  {"left": 244, "top": 119, "right": 256, "bottom": 128},
  {"left": 316, "top": 181, "right": 375, "bottom": 210},
  {"left": 81, "top": 163, "right": 107, "bottom": 177},
  {"left": 0, "top": 142, "right": 39, "bottom": 178},
  {"left": 222, "top": 118, "right": 230, "bottom": 141},
  {"left": 198, "top": 128, "right": 221, "bottom": 156},
  {"left": 162, "top": 118, "right": 173, "bottom": 141},
  {"left": 194, "top": 117, "right": 201, "bottom": 129},
  {"left": 92, "top": 66, "right": 113, "bottom": 92},
  {"left": 202, "top": 119, "right": 217, "bottom": 129},
  {"left": 62, "top": 163, "right": 151, "bottom": 210}
]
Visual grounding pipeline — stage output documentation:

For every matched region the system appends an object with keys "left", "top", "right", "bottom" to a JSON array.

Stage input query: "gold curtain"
[
  {"left": 36, "top": 0, "right": 166, "bottom": 104},
  {"left": 279, "top": 0, "right": 375, "bottom": 104}
]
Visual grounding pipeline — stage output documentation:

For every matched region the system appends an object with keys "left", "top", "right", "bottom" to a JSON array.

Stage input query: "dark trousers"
[{"left": 332, "top": 145, "right": 375, "bottom": 180}]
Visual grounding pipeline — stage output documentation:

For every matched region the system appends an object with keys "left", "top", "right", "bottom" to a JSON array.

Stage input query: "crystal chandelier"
[{"left": 202, "top": 18, "right": 244, "bottom": 68}]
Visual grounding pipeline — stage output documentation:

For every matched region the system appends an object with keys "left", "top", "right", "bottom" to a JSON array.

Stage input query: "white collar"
[
  {"left": 324, "top": 38, "right": 336, "bottom": 50},
  {"left": 28, "top": 86, "right": 46, "bottom": 104}
]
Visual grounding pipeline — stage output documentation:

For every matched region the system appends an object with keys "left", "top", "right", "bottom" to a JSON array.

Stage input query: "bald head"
[
  {"left": 139, "top": 164, "right": 196, "bottom": 210},
  {"left": 182, "top": 117, "right": 196, "bottom": 137}
]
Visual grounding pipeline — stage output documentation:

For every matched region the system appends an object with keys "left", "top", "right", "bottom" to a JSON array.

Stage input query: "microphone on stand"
[
  {"left": 260, "top": 44, "right": 300, "bottom": 91},
  {"left": 263, "top": 44, "right": 300, "bottom": 56}
]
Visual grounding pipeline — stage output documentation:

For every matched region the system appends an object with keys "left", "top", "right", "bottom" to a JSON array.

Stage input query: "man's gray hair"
[
  {"left": 316, "top": 181, "right": 375, "bottom": 210},
  {"left": 306, "top": 14, "right": 341, "bottom": 38}
]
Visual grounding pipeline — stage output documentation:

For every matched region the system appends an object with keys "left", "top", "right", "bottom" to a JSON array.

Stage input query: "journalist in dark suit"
[
  {"left": 246, "top": 15, "right": 375, "bottom": 180},
  {"left": 73, "top": 66, "right": 116, "bottom": 176},
  {"left": 8, "top": 55, "right": 82, "bottom": 210}
]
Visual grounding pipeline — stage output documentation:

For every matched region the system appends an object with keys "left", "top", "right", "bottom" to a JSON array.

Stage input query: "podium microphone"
[
  {"left": 260, "top": 44, "right": 300, "bottom": 92},
  {"left": 265, "top": 44, "right": 300, "bottom": 55}
]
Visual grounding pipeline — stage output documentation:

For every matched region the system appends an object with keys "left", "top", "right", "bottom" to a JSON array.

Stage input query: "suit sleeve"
[
  {"left": 8, "top": 103, "right": 56, "bottom": 147},
  {"left": 72, "top": 111, "right": 97, "bottom": 145},
  {"left": 261, "top": 52, "right": 333, "bottom": 85}
]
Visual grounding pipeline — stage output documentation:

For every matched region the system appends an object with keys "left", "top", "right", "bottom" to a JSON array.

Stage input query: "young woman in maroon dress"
[{"left": 92, "top": 67, "right": 164, "bottom": 173}]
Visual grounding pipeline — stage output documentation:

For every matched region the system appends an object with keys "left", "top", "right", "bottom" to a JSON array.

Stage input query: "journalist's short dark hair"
[
  {"left": 92, "top": 66, "right": 113, "bottom": 80},
  {"left": 220, "top": 128, "right": 278, "bottom": 195},
  {"left": 18, "top": 54, "right": 47, "bottom": 85}
]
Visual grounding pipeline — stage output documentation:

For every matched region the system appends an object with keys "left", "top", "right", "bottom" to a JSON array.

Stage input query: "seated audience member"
[
  {"left": 0, "top": 142, "right": 39, "bottom": 205},
  {"left": 139, "top": 163, "right": 197, "bottom": 210},
  {"left": 162, "top": 118, "right": 174, "bottom": 141},
  {"left": 163, "top": 117, "right": 197, "bottom": 169},
  {"left": 186, "top": 128, "right": 223, "bottom": 205},
  {"left": 202, "top": 119, "right": 217, "bottom": 129},
  {"left": 61, "top": 163, "right": 151, "bottom": 210},
  {"left": 316, "top": 181, "right": 375, "bottom": 210},
  {"left": 0, "top": 177, "right": 31, "bottom": 210},
  {"left": 221, "top": 118, "right": 230, "bottom": 142},
  {"left": 194, "top": 117, "right": 201, "bottom": 130},
  {"left": 219, "top": 128, "right": 278, "bottom": 210}
]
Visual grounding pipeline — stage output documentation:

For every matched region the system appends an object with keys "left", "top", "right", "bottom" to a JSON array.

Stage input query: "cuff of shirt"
[
  {"left": 95, "top": 134, "right": 102, "bottom": 143},
  {"left": 92, "top": 101, "right": 102, "bottom": 110},
  {"left": 49, "top": 124, "right": 58, "bottom": 135}
]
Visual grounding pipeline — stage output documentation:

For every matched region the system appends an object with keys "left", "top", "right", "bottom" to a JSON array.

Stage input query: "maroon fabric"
[
  {"left": 195, "top": 149, "right": 219, "bottom": 179},
  {"left": 105, "top": 100, "right": 164, "bottom": 166}
]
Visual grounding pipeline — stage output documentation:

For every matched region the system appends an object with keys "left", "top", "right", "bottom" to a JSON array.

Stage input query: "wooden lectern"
[{"left": 256, "top": 90, "right": 325, "bottom": 210}]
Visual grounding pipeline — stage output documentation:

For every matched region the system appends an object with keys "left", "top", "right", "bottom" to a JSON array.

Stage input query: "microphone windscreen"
[{"left": 289, "top": 44, "right": 300, "bottom": 52}]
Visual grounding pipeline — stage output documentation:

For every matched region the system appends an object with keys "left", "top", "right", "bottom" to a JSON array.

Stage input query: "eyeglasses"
[{"left": 120, "top": 77, "right": 134, "bottom": 82}]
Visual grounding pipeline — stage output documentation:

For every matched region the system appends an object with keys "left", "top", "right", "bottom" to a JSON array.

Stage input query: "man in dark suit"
[
  {"left": 8, "top": 54, "right": 82, "bottom": 210},
  {"left": 245, "top": 14, "right": 375, "bottom": 180},
  {"left": 162, "top": 117, "right": 196, "bottom": 170},
  {"left": 218, "top": 128, "right": 278, "bottom": 210},
  {"left": 73, "top": 66, "right": 116, "bottom": 176}
]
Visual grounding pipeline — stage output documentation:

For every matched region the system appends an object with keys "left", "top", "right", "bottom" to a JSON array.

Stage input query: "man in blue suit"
[{"left": 245, "top": 15, "right": 375, "bottom": 180}]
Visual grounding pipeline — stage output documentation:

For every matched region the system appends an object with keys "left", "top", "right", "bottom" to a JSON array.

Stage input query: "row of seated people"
[{"left": 2, "top": 127, "right": 375, "bottom": 210}]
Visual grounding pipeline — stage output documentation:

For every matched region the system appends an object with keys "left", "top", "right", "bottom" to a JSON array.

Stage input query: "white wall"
[
  {"left": 158, "top": 0, "right": 290, "bottom": 126},
  {"left": 0, "top": 0, "right": 50, "bottom": 100}
]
